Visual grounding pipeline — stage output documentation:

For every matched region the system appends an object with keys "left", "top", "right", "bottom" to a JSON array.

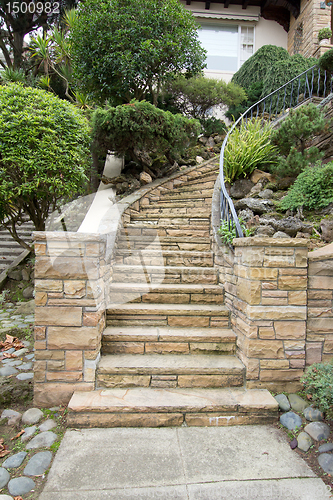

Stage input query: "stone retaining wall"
[
  {"left": 213, "top": 235, "right": 308, "bottom": 393},
  {"left": 307, "top": 243, "right": 333, "bottom": 366},
  {"left": 33, "top": 232, "right": 109, "bottom": 406}
]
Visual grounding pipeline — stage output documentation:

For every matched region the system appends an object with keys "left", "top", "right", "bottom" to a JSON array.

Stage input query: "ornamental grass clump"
[
  {"left": 301, "top": 360, "right": 333, "bottom": 419},
  {"left": 223, "top": 117, "right": 278, "bottom": 183}
]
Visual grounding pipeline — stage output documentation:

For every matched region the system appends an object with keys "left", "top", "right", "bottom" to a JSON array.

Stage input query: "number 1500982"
[{"left": 6, "top": 2, "right": 60, "bottom": 14}]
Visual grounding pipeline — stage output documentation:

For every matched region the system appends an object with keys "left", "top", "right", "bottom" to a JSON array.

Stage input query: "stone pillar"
[
  {"left": 307, "top": 244, "right": 333, "bottom": 365},
  {"left": 33, "top": 232, "right": 107, "bottom": 406},
  {"left": 231, "top": 238, "right": 308, "bottom": 392}
]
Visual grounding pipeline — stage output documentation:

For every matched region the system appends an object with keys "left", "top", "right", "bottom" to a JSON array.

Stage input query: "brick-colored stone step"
[
  {"left": 0, "top": 246, "right": 26, "bottom": 254},
  {"left": 111, "top": 265, "right": 218, "bottom": 285},
  {"left": 172, "top": 181, "right": 215, "bottom": 194},
  {"left": 102, "top": 326, "right": 235, "bottom": 355},
  {"left": 96, "top": 353, "right": 244, "bottom": 388},
  {"left": 120, "top": 225, "right": 210, "bottom": 239},
  {"left": 149, "top": 200, "right": 211, "bottom": 208},
  {"left": 160, "top": 189, "right": 213, "bottom": 200},
  {"left": 108, "top": 282, "right": 224, "bottom": 304},
  {"left": 131, "top": 212, "right": 211, "bottom": 221},
  {"left": 114, "top": 249, "right": 214, "bottom": 267},
  {"left": 136, "top": 207, "right": 211, "bottom": 217},
  {"left": 67, "top": 387, "right": 278, "bottom": 427},
  {"left": 116, "top": 235, "right": 211, "bottom": 252},
  {"left": 106, "top": 302, "right": 229, "bottom": 328},
  {"left": 176, "top": 171, "right": 218, "bottom": 187},
  {"left": 125, "top": 218, "right": 210, "bottom": 227}
]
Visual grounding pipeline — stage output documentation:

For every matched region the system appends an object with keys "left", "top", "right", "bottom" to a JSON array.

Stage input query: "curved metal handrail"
[{"left": 219, "top": 64, "right": 333, "bottom": 240}]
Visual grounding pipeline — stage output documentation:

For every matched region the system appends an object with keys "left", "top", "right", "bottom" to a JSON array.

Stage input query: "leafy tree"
[
  {"left": 92, "top": 100, "right": 201, "bottom": 173},
  {"left": 0, "top": 84, "right": 90, "bottom": 250},
  {"left": 70, "top": 0, "right": 206, "bottom": 104},
  {"left": 164, "top": 75, "right": 246, "bottom": 120},
  {"left": 0, "top": 0, "right": 77, "bottom": 69},
  {"left": 271, "top": 103, "right": 327, "bottom": 178}
]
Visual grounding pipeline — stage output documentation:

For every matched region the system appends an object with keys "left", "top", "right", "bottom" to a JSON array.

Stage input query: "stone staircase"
[
  {"left": 0, "top": 221, "right": 33, "bottom": 284},
  {"left": 68, "top": 161, "right": 278, "bottom": 427}
]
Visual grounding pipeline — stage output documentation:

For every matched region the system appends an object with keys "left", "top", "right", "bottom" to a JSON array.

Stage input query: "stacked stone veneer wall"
[
  {"left": 288, "top": 0, "right": 331, "bottom": 57},
  {"left": 307, "top": 243, "right": 333, "bottom": 366},
  {"left": 33, "top": 232, "right": 108, "bottom": 406},
  {"left": 213, "top": 236, "right": 308, "bottom": 393}
]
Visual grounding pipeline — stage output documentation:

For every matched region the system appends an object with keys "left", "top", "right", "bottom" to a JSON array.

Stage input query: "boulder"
[
  {"left": 214, "top": 135, "right": 224, "bottom": 144},
  {"left": 234, "top": 198, "right": 275, "bottom": 215},
  {"left": 14, "top": 300, "right": 35, "bottom": 315},
  {"left": 198, "top": 136, "right": 208, "bottom": 145},
  {"left": 139, "top": 172, "right": 152, "bottom": 185},
  {"left": 206, "top": 137, "right": 216, "bottom": 148},
  {"left": 230, "top": 179, "right": 254, "bottom": 199},
  {"left": 258, "top": 189, "right": 274, "bottom": 199},
  {"left": 297, "top": 432, "right": 313, "bottom": 452},
  {"left": 270, "top": 217, "right": 312, "bottom": 237},
  {"left": 23, "top": 286, "right": 34, "bottom": 299},
  {"left": 273, "top": 231, "right": 291, "bottom": 238},
  {"left": 304, "top": 421, "right": 331, "bottom": 441},
  {"left": 320, "top": 219, "right": 333, "bottom": 243},
  {"left": 280, "top": 411, "right": 302, "bottom": 430},
  {"left": 250, "top": 169, "right": 274, "bottom": 184},
  {"left": 196, "top": 156, "right": 204, "bottom": 164},
  {"left": 237, "top": 209, "right": 254, "bottom": 222},
  {"left": 275, "top": 394, "right": 290, "bottom": 412},
  {"left": 256, "top": 225, "right": 275, "bottom": 236}
]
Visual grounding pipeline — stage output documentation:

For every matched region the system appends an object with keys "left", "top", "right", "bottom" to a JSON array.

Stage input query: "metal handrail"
[{"left": 219, "top": 64, "right": 333, "bottom": 240}]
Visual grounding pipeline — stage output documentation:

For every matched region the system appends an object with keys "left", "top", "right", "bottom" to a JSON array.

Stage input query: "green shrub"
[
  {"left": 261, "top": 54, "right": 317, "bottom": 101},
  {"left": 0, "top": 84, "right": 90, "bottom": 249},
  {"left": 319, "top": 48, "right": 333, "bottom": 73},
  {"left": 301, "top": 359, "right": 333, "bottom": 419},
  {"left": 199, "top": 117, "right": 226, "bottom": 137},
  {"left": 318, "top": 27, "right": 332, "bottom": 42},
  {"left": 271, "top": 103, "right": 327, "bottom": 178},
  {"left": 279, "top": 161, "right": 333, "bottom": 212},
  {"left": 226, "top": 81, "right": 263, "bottom": 121},
  {"left": 224, "top": 118, "right": 278, "bottom": 183},
  {"left": 165, "top": 75, "right": 246, "bottom": 120},
  {"left": 232, "top": 45, "right": 289, "bottom": 91},
  {"left": 92, "top": 100, "right": 201, "bottom": 168}
]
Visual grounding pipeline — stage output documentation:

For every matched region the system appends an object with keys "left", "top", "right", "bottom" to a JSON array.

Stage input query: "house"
[{"left": 181, "top": 0, "right": 332, "bottom": 81}]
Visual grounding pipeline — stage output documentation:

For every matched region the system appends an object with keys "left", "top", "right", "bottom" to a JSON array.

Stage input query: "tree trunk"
[{"left": 12, "top": 32, "right": 24, "bottom": 69}]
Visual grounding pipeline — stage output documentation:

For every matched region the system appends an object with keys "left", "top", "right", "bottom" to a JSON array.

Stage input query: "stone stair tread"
[
  {"left": 107, "top": 303, "right": 228, "bottom": 316},
  {"left": 103, "top": 326, "right": 235, "bottom": 343},
  {"left": 113, "top": 265, "right": 217, "bottom": 273},
  {"left": 97, "top": 353, "right": 244, "bottom": 375},
  {"left": 68, "top": 387, "right": 277, "bottom": 414},
  {"left": 115, "top": 249, "right": 213, "bottom": 257},
  {"left": 118, "top": 235, "right": 209, "bottom": 243},
  {"left": 109, "top": 283, "right": 223, "bottom": 294}
]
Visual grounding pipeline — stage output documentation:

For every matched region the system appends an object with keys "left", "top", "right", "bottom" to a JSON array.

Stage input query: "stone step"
[
  {"left": 102, "top": 326, "right": 235, "bottom": 355},
  {"left": 67, "top": 387, "right": 278, "bottom": 428},
  {"left": 0, "top": 246, "right": 26, "bottom": 254},
  {"left": 114, "top": 249, "right": 214, "bottom": 267},
  {"left": 108, "top": 282, "right": 224, "bottom": 305},
  {"left": 135, "top": 207, "right": 211, "bottom": 217},
  {"left": 96, "top": 353, "right": 244, "bottom": 389},
  {"left": 172, "top": 180, "right": 215, "bottom": 194},
  {"left": 0, "top": 233, "right": 32, "bottom": 241},
  {"left": 120, "top": 225, "right": 210, "bottom": 239},
  {"left": 159, "top": 189, "right": 213, "bottom": 201},
  {"left": 116, "top": 235, "right": 211, "bottom": 252},
  {"left": 106, "top": 302, "right": 228, "bottom": 327},
  {"left": 111, "top": 265, "right": 218, "bottom": 285},
  {"left": 176, "top": 171, "right": 218, "bottom": 187},
  {"left": 149, "top": 200, "right": 211, "bottom": 209},
  {"left": 126, "top": 217, "right": 210, "bottom": 227},
  {"left": 131, "top": 210, "right": 211, "bottom": 220}
]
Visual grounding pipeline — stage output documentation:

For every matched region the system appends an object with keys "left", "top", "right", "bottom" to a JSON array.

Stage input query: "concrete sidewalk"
[{"left": 38, "top": 425, "right": 332, "bottom": 500}]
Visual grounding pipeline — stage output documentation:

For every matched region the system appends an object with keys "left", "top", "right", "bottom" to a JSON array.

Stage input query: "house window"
[
  {"left": 198, "top": 23, "right": 254, "bottom": 72},
  {"left": 294, "top": 23, "right": 303, "bottom": 55}
]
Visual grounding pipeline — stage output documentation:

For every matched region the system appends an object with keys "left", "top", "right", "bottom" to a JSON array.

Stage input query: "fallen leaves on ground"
[
  {"left": 0, "top": 438, "right": 11, "bottom": 458},
  {"left": 11, "top": 430, "right": 25, "bottom": 441},
  {"left": 0, "top": 334, "right": 24, "bottom": 352},
  {"left": 14, "top": 496, "right": 24, "bottom": 500}
]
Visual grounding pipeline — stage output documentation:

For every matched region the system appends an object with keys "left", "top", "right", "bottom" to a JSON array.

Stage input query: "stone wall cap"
[
  {"left": 233, "top": 237, "right": 309, "bottom": 248},
  {"left": 308, "top": 242, "right": 333, "bottom": 262},
  {"left": 33, "top": 231, "right": 107, "bottom": 242}
]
